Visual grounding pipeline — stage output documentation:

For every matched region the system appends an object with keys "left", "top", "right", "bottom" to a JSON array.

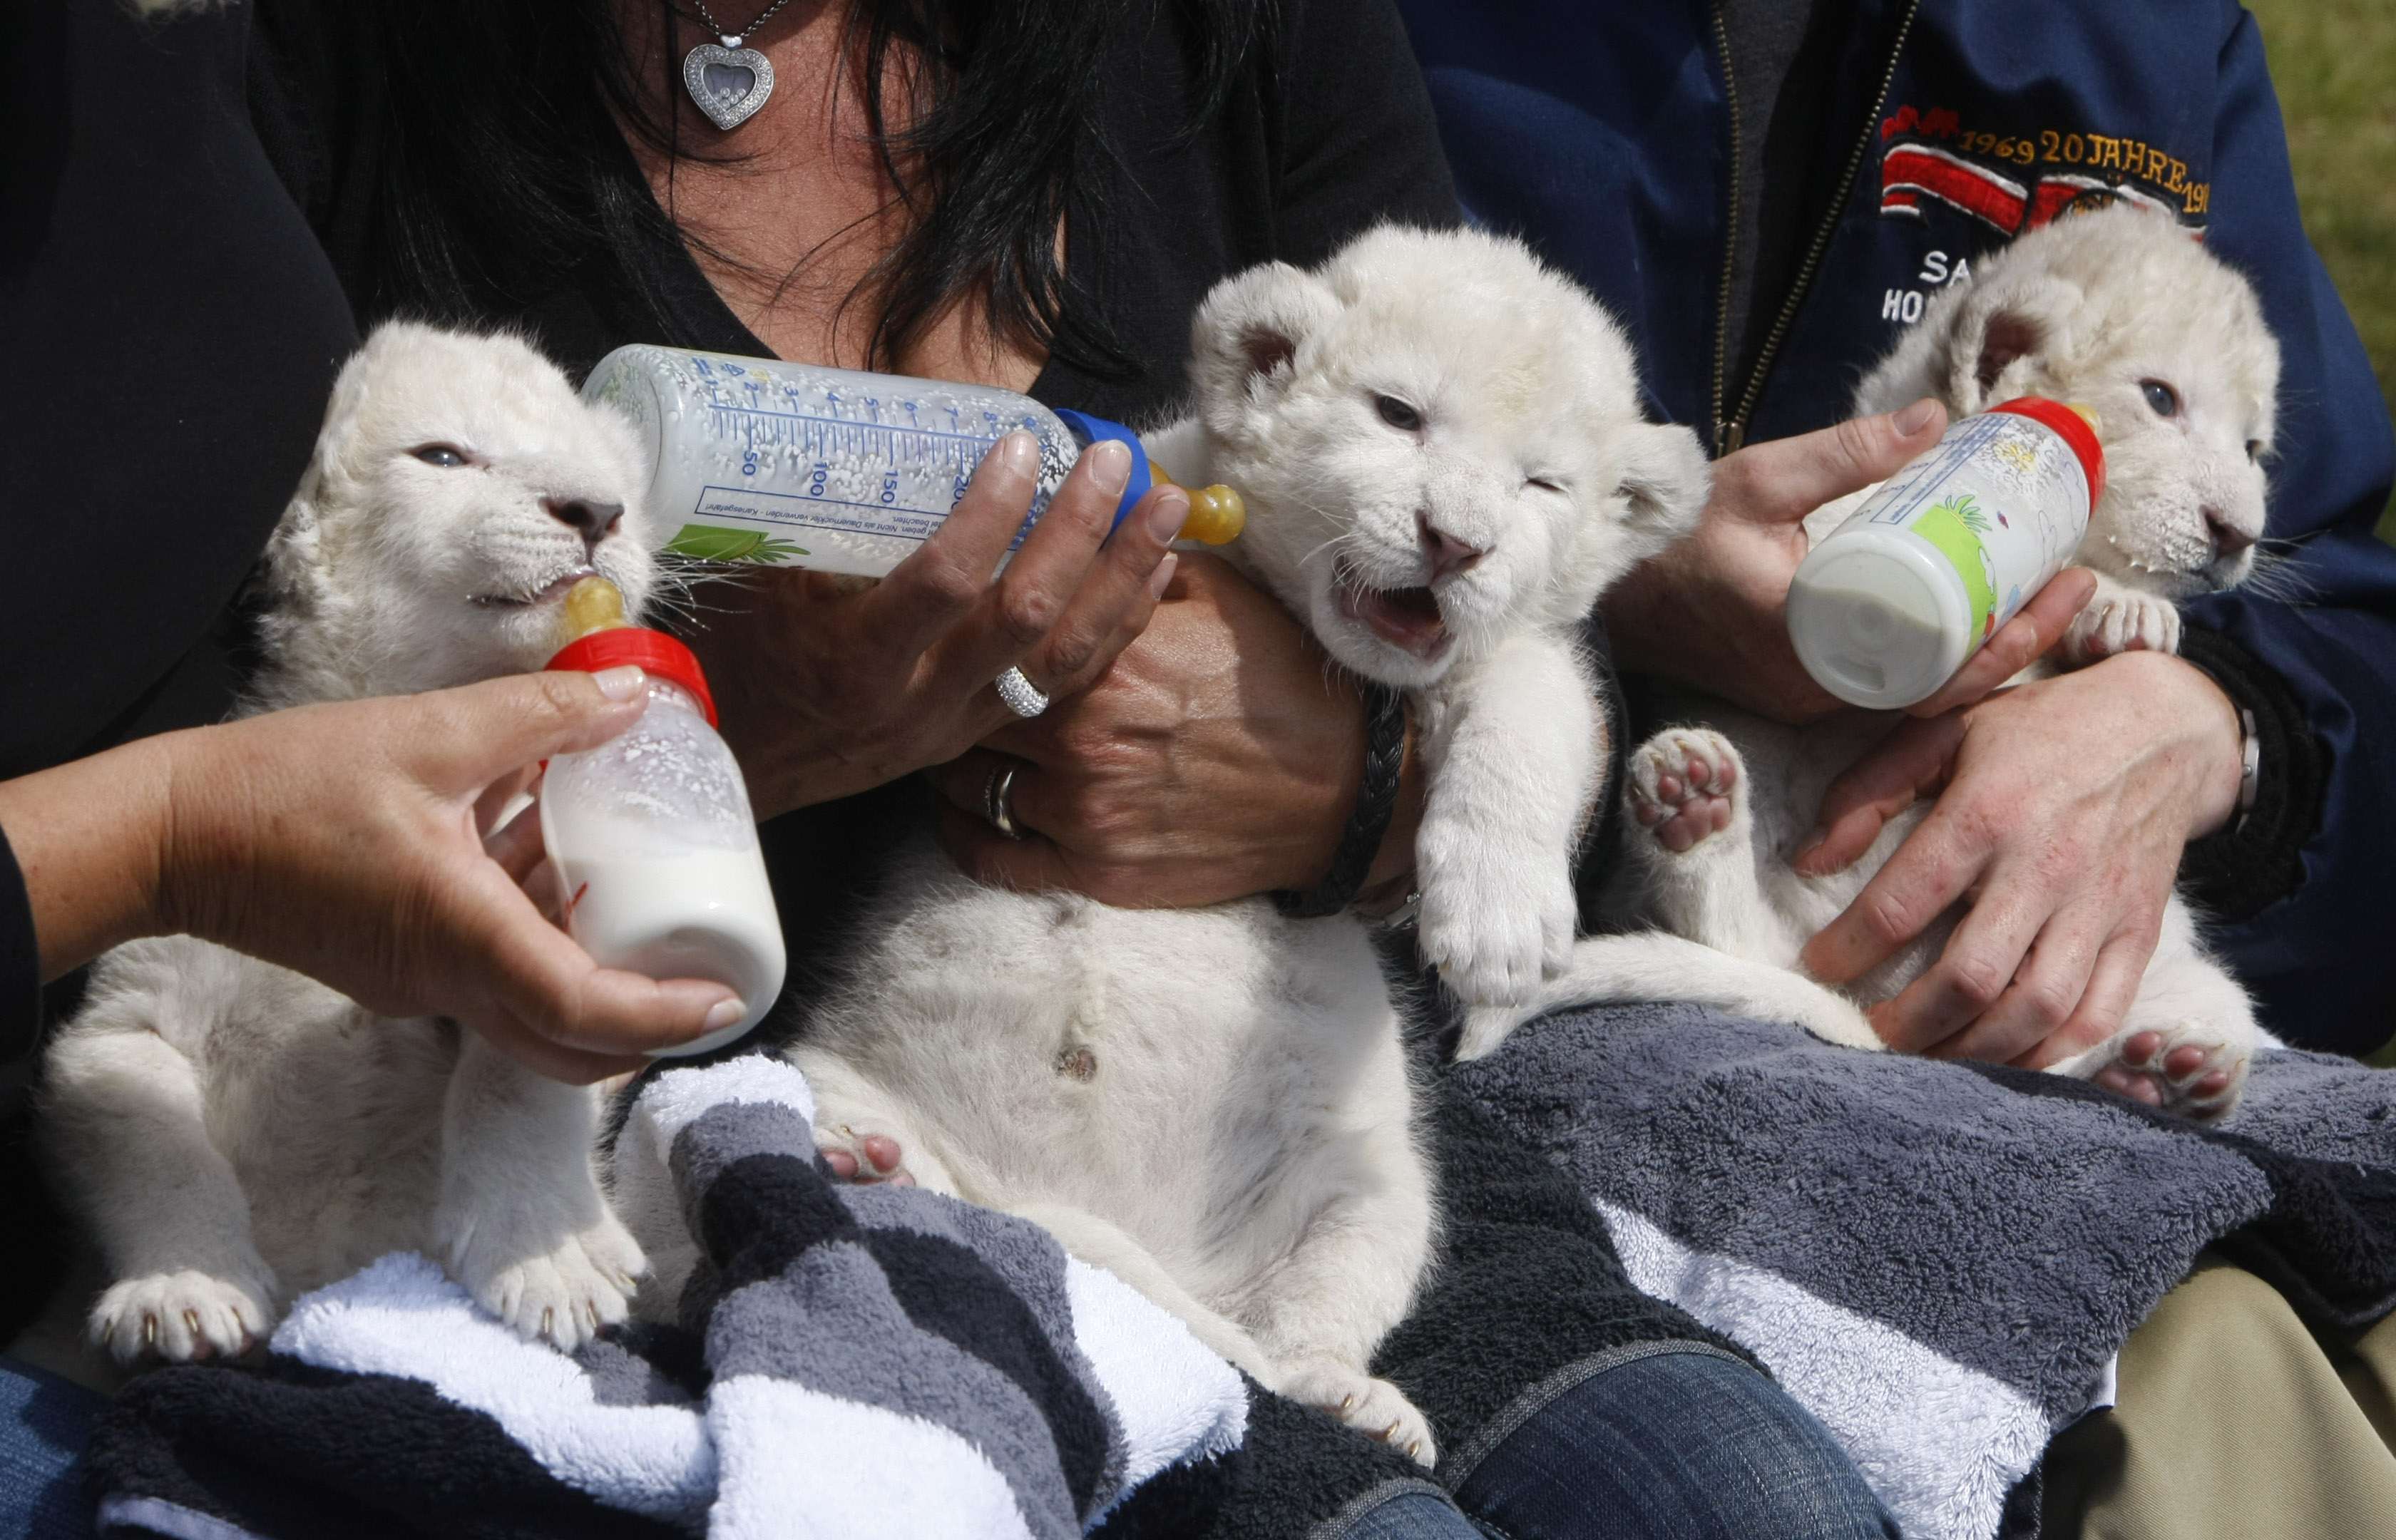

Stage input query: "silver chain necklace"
[{"left": 680, "top": 0, "right": 796, "bottom": 132}]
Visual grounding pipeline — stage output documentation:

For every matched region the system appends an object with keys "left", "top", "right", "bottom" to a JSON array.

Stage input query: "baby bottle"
[
  {"left": 582, "top": 344, "right": 1245, "bottom": 580},
  {"left": 1786, "top": 398, "right": 2105, "bottom": 710},
  {"left": 540, "top": 578, "right": 785, "bottom": 1057}
]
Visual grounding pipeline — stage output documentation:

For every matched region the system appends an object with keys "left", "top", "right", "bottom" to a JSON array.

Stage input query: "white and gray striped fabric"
[{"left": 90, "top": 1057, "right": 1246, "bottom": 1540}]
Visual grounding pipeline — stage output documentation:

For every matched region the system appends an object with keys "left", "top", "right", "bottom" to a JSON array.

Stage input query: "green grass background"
[{"left": 2247, "top": 0, "right": 2396, "bottom": 541}]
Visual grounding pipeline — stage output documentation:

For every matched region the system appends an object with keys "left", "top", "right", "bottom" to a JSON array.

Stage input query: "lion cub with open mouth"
[{"left": 617, "top": 227, "right": 1709, "bottom": 1463}]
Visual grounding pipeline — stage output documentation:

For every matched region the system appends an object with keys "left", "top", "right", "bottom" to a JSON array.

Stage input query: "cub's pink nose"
[
  {"left": 1418, "top": 513, "right": 1485, "bottom": 582},
  {"left": 2203, "top": 508, "right": 2257, "bottom": 558}
]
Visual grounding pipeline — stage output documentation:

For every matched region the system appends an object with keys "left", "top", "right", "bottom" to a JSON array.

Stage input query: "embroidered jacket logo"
[{"left": 1875, "top": 103, "right": 2211, "bottom": 235}]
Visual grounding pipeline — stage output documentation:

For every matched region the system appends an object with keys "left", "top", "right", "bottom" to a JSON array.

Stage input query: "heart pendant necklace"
[{"left": 680, "top": 0, "right": 795, "bottom": 132}]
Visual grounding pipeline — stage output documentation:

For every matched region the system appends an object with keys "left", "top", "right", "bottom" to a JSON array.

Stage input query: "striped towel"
[{"left": 87, "top": 1057, "right": 1246, "bottom": 1539}]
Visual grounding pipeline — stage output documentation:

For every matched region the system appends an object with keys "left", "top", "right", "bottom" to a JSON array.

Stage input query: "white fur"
[
  {"left": 42, "top": 323, "right": 662, "bottom": 1371},
  {"left": 693, "top": 227, "right": 1707, "bottom": 1464},
  {"left": 1468, "top": 206, "right": 2283, "bottom": 1120}
]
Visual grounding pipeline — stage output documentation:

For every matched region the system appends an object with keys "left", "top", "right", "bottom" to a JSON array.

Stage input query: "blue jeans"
[
  {"left": 0, "top": 1355, "right": 101, "bottom": 1540},
  {"left": 1339, "top": 1346, "right": 1898, "bottom": 1540}
]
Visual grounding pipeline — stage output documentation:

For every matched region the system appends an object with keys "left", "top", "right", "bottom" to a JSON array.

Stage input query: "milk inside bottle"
[
  {"left": 1786, "top": 398, "right": 2106, "bottom": 710},
  {"left": 540, "top": 578, "right": 784, "bottom": 1057},
  {"left": 582, "top": 344, "right": 1244, "bottom": 580}
]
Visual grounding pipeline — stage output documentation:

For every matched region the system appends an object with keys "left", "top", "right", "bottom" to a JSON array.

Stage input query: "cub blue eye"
[
  {"left": 2139, "top": 380, "right": 2179, "bottom": 419},
  {"left": 1375, "top": 395, "right": 1423, "bottom": 431},
  {"left": 411, "top": 444, "right": 469, "bottom": 468}
]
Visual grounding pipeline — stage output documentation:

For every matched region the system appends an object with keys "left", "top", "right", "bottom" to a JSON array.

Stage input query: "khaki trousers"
[{"left": 2043, "top": 1253, "right": 2396, "bottom": 1539}]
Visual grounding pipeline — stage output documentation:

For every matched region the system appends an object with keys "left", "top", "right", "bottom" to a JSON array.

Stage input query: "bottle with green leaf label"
[
  {"left": 584, "top": 344, "right": 1245, "bottom": 581},
  {"left": 1786, "top": 398, "right": 2105, "bottom": 709}
]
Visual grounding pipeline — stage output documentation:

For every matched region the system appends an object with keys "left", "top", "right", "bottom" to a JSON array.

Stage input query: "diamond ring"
[
  {"left": 983, "top": 764, "right": 1023, "bottom": 840},
  {"left": 994, "top": 666, "right": 1050, "bottom": 719}
]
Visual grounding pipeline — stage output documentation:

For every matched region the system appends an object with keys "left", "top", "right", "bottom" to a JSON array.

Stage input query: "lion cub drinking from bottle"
[
  {"left": 42, "top": 324, "right": 662, "bottom": 1370},
  {"left": 1465, "top": 203, "right": 2281, "bottom": 1121}
]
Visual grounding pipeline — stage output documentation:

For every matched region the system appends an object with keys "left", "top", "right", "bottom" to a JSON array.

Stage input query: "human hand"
[
  {"left": 925, "top": 555, "right": 1422, "bottom": 908},
  {"left": 1795, "top": 651, "right": 2246, "bottom": 1068},
  {"left": 688, "top": 433, "right": 1184, "bottom": 818},
  {"left": 151, "top": 669, "right": 750, "bottom": 1082},
  {"left": 1602, "top": 401, "right": 2092, "bottom": 722}
]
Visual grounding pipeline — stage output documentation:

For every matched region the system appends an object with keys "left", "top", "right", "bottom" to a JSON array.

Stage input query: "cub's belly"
[{"left": 794, "top": 852, "right": 1397, "bottom": 1260}]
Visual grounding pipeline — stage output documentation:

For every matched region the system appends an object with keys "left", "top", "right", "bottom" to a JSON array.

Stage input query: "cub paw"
[
  {"left": 441, "top": 1204, "right": 646, "bottom": 1352},
  {"left": 1418, "top": 818, "right": 1573, "bottom": 1007},
  {"left": 1628, "top": 728, "right": 1746, "bottom": 856},
  {"left": 1279, "top": 1357, "right": 1438, "bottom": 1468},
  {"left": 816, "top": 1124, "right": 916, "bottom": 1187},
  {"left": 2064, "top": 592, "right": 2182, "bottom": 664},
  {"left": 90, "top": 1266, "right": 277, "bottom": 1367},
  {"left": 2070, "top": 1020, "right": 2251, "bottom": 1122}
]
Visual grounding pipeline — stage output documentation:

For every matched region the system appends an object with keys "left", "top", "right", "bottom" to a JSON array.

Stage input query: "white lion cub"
[
  {"left": 42, "top": 323, "right": 660, "bottom": 1366},
  {"left": 1469, "top": 204, "right": 2282, "bottom": 1119},
  {"left": 626, "top": 227, "right": 1707, "bottom": 1462}
]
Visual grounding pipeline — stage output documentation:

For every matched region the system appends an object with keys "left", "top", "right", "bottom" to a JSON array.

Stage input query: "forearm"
[
  {"left": 0, "top": 732, "right": 178, "bottom": 981},
  {"left": 2175, "top": 623, "right": 2320, "bottom": 912},
  {"left": 2158, "top": 652, "right": 2247, "bottom": 842},
  {"left": 1424, "top": 638, "right": 1600, "bottom": 848}
]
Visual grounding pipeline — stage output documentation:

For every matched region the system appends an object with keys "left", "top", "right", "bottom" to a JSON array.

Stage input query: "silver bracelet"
[{"left": 2234, "top": 707, "right": 2260, "bottom": 836}]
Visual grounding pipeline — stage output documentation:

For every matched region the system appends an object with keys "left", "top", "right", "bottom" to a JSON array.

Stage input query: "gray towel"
[{"left": 1449, "top": 1002, "right": 2396, "bottom": 1540}]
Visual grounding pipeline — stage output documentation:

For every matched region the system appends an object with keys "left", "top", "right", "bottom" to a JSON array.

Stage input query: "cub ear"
[
  {"left": 1186, "top": 260, "right": 1342, "bottom": 425},
  {"left": 257, "top": 334, "right": 385, "bottom": 608},
  {"left": 1612, "top": 421, "right": 1711, "bottom": 550},
  {"left": 1942, "top": 273, "right": 2082, "bottom": 412}
]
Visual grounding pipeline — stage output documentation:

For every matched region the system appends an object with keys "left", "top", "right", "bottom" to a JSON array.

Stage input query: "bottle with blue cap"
[{"left": 583, "top": 344, "right": 1244, "bottom": 580}]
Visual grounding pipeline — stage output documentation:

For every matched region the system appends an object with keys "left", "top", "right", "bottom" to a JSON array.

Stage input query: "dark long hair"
[{"left": 360, "top": 0, "right": 1269, "bottom": 375}]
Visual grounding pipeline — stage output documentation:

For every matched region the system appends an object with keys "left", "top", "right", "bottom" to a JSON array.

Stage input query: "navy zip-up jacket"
[{"left": 1399, "top": 0, "right": 2396, "bottom": 1053}]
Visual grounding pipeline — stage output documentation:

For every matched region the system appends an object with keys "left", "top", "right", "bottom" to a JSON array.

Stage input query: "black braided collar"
[{"left": 1272, "top": 681, "right": 1407, "bottom": 919}]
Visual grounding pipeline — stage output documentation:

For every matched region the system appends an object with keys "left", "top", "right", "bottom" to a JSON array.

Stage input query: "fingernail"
[
  {"left": 1793, "top": 833, "right": 1825, "bottom": 870},
  {"left": 1145, "top": 486, "right": 1190, "bottom": 543},
  {"left": 593, "top": 665, "right": 647, "bottom": 702},
  {"left": 701, "top": 998, "right": 745, "bottom": 1035},
  {"left": 993, "top": 431, "right": 1039, "bottom": 477},
  {"left": 1083, "top": 438, "right": 1132, "bottom": 495},
  {"left": 1895, "top": 399, "right": 1940, "bottom": 435},
  {"left": 1147, "top": 552, "right": 1179, "bottom": 601}
]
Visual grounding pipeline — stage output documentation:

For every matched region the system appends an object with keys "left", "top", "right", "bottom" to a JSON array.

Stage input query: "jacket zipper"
[
  {"left": 1706, "top": 0, "right": 1744, "bottom": 457},
  {"left": 1713, "top": 0, "right": 1925, "bottom": 456}
]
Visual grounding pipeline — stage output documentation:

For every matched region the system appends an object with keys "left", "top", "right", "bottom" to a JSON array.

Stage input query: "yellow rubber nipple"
[
  {"left": 1148, "top": 462, "right": 1246, "bottom": 545},
  {"left": 560, "top": 575, "right": 628, "bottom": 645},
  {"left": 2066, "top": 401, "right": 2101, "bottom": 434}
]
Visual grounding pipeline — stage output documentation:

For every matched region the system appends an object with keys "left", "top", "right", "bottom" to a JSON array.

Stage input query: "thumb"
[
  {"left": 1791, "top": 712, "right": 1967, "bottom": 876},
  {"left": 411, "top": 668, "right": 652, "bottom": 795},
  {"left": 1731, "top": 399, "right": 1949, "bottom": 527},
  {"left": 449, "top": 858, "right": 744, "bottom": 1062}
]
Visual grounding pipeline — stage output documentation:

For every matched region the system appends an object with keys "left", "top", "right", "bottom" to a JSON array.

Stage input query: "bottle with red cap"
[
  {"left": 539, "top": 578, "right": 784, "bottom": 1056},
  {"left": 1786, "top": 397, "right": 2106, "bottom": 710}
]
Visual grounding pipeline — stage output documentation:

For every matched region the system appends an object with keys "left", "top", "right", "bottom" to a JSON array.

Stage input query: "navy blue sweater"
[{"left": 1400, "top": 0, "right": 2396, "bottom": 1054}]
